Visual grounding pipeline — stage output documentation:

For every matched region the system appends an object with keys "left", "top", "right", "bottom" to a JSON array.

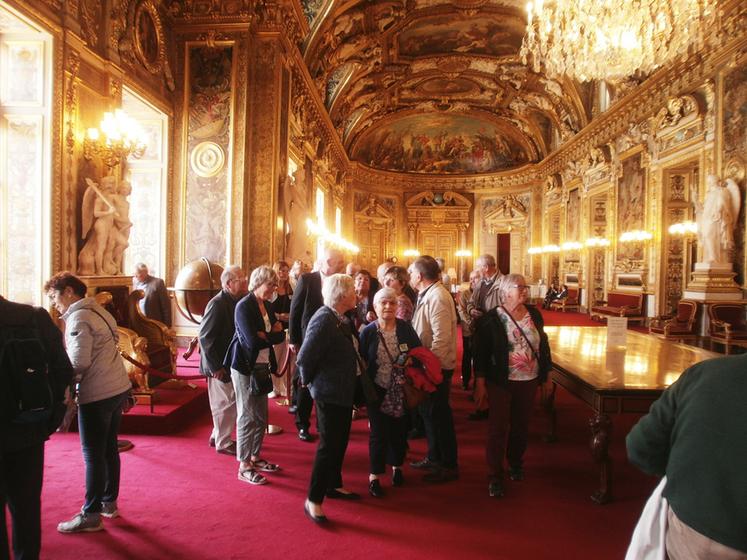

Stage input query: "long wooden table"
[{"left": 543, "top": 326, "right": 719, "bottom": 504}]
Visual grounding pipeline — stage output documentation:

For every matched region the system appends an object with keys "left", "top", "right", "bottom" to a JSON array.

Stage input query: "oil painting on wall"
[
  {"left": 397, "top": 16, "right": 522, "bottom": 58},
  {"left": 617, "top": 153, "right": 646, "bottom": 261},
  {"left": 352, "top": 113, "right": 528, "bottom": 174}
]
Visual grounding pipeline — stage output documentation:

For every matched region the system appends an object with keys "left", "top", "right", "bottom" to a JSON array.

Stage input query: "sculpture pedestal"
[{"left": 684, "top": 263, "right": 743, "bottom": 301}]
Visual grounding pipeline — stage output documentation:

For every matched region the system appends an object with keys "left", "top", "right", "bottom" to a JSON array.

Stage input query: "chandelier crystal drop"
[{"left": 519, "top": 0, "right": 717, "bottom": 82}]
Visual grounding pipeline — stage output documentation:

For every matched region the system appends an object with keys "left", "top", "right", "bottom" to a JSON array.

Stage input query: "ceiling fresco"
[
  {"left": 351, "top": 113, "right": 530, "bottom": 174},
  {"left": 304, "top": 0, "right": 590, "bottom": 175},
  {"left": 397, "top": 16, "right": 523, "bottom": 58}
]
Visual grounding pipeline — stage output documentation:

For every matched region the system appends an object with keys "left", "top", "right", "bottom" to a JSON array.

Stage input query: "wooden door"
[
  {"left": 418, "top": 229, "right": 457, "bottom": 267},
  {"left": 355, "top": 225, "right": 386, "bottom": 271}
]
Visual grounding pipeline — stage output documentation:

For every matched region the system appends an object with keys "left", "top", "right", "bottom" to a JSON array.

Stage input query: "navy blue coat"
[
  {"left": 224, "top": 293, "right": 285, "bottom": 376},
  {"left": 358, "top": 320, "right": 422, "bottom": 384},
  {"left": 296, "top": 306, "right": 358, "bottom": 407}
]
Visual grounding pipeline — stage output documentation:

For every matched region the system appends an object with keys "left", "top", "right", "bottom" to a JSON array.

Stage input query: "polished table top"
[{"left": 545, "top": 326, "right": 721, "bottom": 392}]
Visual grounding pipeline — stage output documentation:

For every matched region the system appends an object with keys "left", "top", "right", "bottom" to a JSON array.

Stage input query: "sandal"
[
  {"left": 238, "top": 469, "right": 267, "bottom": 485},
  {"left": 252, "top": 459, "right": 280, "bottom": 472}
]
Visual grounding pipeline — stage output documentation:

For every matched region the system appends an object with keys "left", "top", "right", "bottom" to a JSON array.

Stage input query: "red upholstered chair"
[
  {"left": 649, "top": 300, "right": 699, "bottom": 338},
  {"left": 550, "top": 287, "right": 580, "bottom": 312},
  {"left": 708, "top": 303, "right": 747, "bottom": 351}
]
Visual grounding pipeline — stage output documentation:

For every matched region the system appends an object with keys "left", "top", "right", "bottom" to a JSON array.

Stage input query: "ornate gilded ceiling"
[{"left": 304, "top": 0, "right": 588, "bottom": 175}]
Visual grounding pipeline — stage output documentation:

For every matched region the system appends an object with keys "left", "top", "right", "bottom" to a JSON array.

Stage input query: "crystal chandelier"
[{"left": 520, "top": 0, "right": 717, "bottom": 82}]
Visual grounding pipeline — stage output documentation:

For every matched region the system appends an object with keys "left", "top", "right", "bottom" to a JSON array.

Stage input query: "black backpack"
[{"left": 0, "top": 313, "right": 54, "bottom": 424}]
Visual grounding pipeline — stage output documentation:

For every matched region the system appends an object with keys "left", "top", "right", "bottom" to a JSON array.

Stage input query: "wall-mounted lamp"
[
  {"left": 585, "top": 237, "right": 611, "bottom": 247},
  {"left": 306, "top": 218, "right": 359, "bottom": 253},
  {"left": 668, "top": 221, "right": 697, "bottom": 236},
  {"left": 619, "top": 230, "right": 653, "bottom": 243},
  {"left": 561, "top": 241, "right": 583, "bottom": 251},
  {"left": 83, "top": 109, "right": 147, "bottom": 169},
  {"left": 455, "top": 249, "right": 472, "bottom": 258},
  {"left": 403, "top": 249, "right": 420, "bottom": 258}
]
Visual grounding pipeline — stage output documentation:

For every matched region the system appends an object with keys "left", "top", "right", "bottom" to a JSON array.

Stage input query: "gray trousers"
[{"left": 231, "top": 369, "right": 268, "bottom": 463}]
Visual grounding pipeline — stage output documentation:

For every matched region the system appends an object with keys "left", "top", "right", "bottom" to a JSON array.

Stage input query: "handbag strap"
[
  {"left": 500, "top": 306, "right": 540, "bottom": 362},
  {"left": 376, "top": 329, "right": 398, "bottom": 366}
]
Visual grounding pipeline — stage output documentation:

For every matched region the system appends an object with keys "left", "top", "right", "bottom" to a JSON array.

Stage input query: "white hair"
[
  {"left": 248, "top": 265, "right": 278, "bottom": 292},
  {"left": 498, "top": 273, "right": 526, "bottom": 304},
  {"left": 322, "top": 273, "right": 354, "bottom": 308},
  {"left": 221, "top": 265, "right": 243, "bottom": 290},
  {"left": 373, "top": 287, "right": 398, "bottom": 307},
  {"left": 477, "top": 254, "right": 496, "bottom": 268}
]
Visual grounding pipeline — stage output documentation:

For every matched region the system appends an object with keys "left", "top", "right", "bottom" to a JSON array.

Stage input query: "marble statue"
[
  {"left": 78, "top": 175, "right": 132, "bottom": 276},
  {"left": 693, "top": 174, "right": 742, "bottom": 264},
  {"left": 78, "top": 176, "right": 118, "bottom": 276}
]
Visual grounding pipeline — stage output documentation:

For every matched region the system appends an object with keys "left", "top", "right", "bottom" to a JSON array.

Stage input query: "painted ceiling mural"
[
  {"left": 351, "top": 113, "right": 529, "bottom": 174},
  {"left": 397, "top": 16, "right": 524, "bottom": 58},
  {"left": 303, "top": 0, "right": 590, "bottom": 175}
]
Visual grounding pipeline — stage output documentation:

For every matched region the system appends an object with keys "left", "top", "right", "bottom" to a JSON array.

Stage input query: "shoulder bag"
[{"left": 377, "top": 330, "right": 427, "bottom": 409}]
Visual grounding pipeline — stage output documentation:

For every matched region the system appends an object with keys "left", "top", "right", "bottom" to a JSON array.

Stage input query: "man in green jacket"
[{"left": 626, "top": 353, "right": 747, "bottom": 558}]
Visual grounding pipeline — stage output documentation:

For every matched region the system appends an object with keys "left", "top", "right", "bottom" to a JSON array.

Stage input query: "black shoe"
[
  {"left": 488, "top": 481, "right": 505, "bottom": 498},
  {"left": 462, "top": 382, "right": 470, "bottom": 390},
  {"left": 325, "top": 489, "right": 361, "bottom": 500},
  {"left": 468, "top": 409, "right": 489, "bottom": 421},
  {"left": 298, "top": 429, "right": 314, "bottom": 442},
  {"left": 288, "top": 405, "right": 298, "bottom": 414},
  {"left": 409, "top": 457, "right": 438, "bottom": 470},
  {"left": 304, "top": 500, "right": 327, "bottom": 524},
  {"left": 368, "top": 479, "right": 385, "bottom": 498},
  {"left": 392, "top": 468, "right": 404, "bottom": 487},
  {"left": 509, "top": 466, "right": 524, "bottom": 482},
  {"left": 117, "top": 440, "right": 134, "bottom": 452},
  {"left": 208, "top": 437, "right": 216, "bottom": 448},
  {"left": 407, "top": 429, "right": 425, "bottom": 440},
  {"left": 423, "top": 467, "right": 459, "bottom": 484}
]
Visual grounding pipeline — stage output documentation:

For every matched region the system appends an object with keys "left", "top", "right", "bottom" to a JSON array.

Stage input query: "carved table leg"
[
  {"left": 543, "top": 382, "right": 558, "bottom": 443},
  {"left": 589, "top": 413, "right": 612, "bottom": 504},
  {"left": 182, "top": 336, "right": 199, "bottom": 360}
]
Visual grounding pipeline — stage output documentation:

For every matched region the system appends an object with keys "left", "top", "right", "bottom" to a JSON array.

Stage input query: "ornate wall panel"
[
  {"left": 183, "top": 43, "right": 234, "bottom": 264},
  {"left": 353, "top": 192, "right": 396, "bottom": 270},
  {"left": 615, "top": 152, "right": 647, "bottom": 265},
  {"left": 722, "top": 60, "right": 747, "bottom": 286}
]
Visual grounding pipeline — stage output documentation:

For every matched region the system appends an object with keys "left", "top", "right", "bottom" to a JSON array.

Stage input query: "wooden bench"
[
  {"left": 550, "top": 287, "right": 580, "bottom": 312},
  {"left": 590, "top": 291, "right": 645, "bottom": 323}
]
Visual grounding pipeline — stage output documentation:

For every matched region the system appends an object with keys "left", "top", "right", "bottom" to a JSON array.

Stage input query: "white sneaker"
[
  {"left": 101, "top": 501, "right": 119, "bottom": 518},
  {"left": 58, "top": 513, "right": 104, "bottom": 533}
]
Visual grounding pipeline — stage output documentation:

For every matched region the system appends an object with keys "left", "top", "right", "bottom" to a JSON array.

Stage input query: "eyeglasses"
[{"left": 511, "top": 284, "right": 529, "bottom": 290}]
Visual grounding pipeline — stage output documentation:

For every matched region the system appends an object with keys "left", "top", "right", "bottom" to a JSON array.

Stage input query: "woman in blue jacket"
[
  {"left": 359, "top": 288, "right": 422, "bottom": 497},
  {"left": 225, "top": 266, "right": 285, "bottom": 485}
]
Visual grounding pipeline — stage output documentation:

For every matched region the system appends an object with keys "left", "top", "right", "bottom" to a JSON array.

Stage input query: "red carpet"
[{"left": 37, "top": 316, "right": 656, "bottom": 559}]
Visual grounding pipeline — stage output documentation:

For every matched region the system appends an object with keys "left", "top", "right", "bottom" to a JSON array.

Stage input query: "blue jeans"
[
  {"left": 418, "top": 369, "right": 458, "bottom": 470},
  {"left": 77, "top": 391, "right": 128, "bottom": 514}
]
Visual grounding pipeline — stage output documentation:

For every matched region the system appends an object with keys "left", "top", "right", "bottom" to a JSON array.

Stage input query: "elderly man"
[
  {"left": 470, "top": 254, "right": 502, "bottom": 321},
  {"left": 1, "top": 295, "right": 73, "bottom": 558},
  {"left": 199, "top": 265, "right": 247, "bottom": 456},
  {"left": 409, "top": 255, "right": 459, "bottom": 483},
  {"left": 132, "top": 263, "right": 172, "bottom": 327},
  {"left": 626, "top": 353, "right": 747, "bottom": 559},
  {"left": 289, "top": 247, "right": 345, "bottom": 442}
]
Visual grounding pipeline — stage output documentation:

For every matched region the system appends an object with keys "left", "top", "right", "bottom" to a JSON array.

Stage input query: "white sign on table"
[{"left": 606, "top": 317, "right": 628, "bottom": 348}]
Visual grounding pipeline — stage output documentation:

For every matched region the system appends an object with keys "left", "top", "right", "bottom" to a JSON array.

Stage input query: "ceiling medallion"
[
  {"left": 520, "top": 0, "right": 717, "bottom": 82},
  {"left": 190, "top": 141, "right": 226, "bottom": 178}
]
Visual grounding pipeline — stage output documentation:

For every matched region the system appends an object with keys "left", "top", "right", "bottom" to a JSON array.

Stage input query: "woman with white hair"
[
  {"left": 297, "top": 273, "right": 360, "bottom": 523},
  {"left": 473, "top": 273, "right": 551, "bottom": 499},
  {"left": 224, "top": 265, "right": 286, "bottom": 485},
  {"left": 359, "top": 288, "right": 422, "bottom": 497}
]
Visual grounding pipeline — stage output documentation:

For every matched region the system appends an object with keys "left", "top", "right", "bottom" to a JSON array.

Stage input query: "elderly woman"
[
  {"left": 269, "top": 260, "right": 293, "bottom": 397},
  {"left": 382, "top": 265, "right": 415, "bottom": 322},
  {"left": 359, "top": 288, "right": 422, "bottom": 497},
  {"left": 297, "top": 274, "right": 360, "bottom": 523},
  {"left": 225, "top": 266, "right": 285, "bottom": 485},
  {"left": 474, "top": 273, "right": 551, "bottom": 499},
  {"left": 45, "top": 272, "right": 132, "bottom": 533},
  {"left": 353, "top": 270, "right": 376, "bottom": 331}
]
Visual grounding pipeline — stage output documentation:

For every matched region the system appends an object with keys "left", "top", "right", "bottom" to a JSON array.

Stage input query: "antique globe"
[{"left": 170, "top": 258, "right": 224, "bottom": 324}]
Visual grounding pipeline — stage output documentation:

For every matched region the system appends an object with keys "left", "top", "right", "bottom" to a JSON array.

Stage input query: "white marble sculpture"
[{"left": 693, "top": 174, "right": 741, "bottom": 265}]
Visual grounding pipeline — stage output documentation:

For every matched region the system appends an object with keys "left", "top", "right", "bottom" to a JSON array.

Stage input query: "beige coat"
[{"left": 412, "top": 282, "right": 457, "bottom": 370}]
